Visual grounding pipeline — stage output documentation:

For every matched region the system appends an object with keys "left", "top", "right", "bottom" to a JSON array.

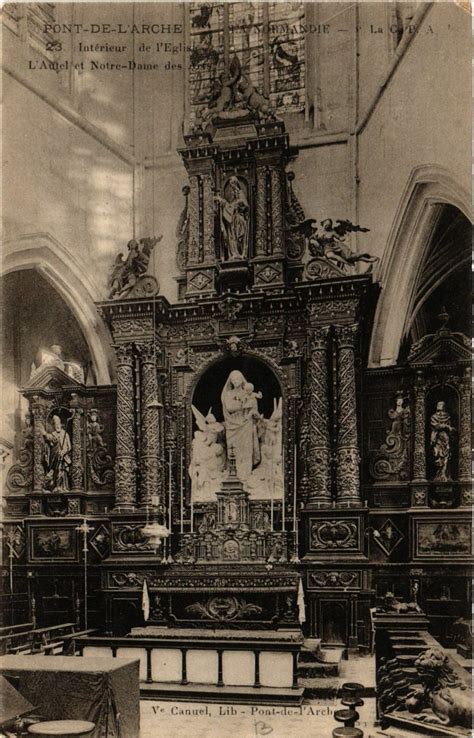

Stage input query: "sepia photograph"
[{"left": 0, "top": 2, "right": 472, "bottom": 736}]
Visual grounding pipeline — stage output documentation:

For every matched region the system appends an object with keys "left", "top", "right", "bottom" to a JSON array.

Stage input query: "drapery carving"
[
  {"left": 114, "top": 343, "right": 137, "bottom": 510},
  {"left": 335, "top": 324, "right": 361, "bottom": 505},
  {"left": 138, "top": 342, "right": 163, "bottom": 509},
  {"left": 308, "top": 326, "right": 331, "bottom": 505}
]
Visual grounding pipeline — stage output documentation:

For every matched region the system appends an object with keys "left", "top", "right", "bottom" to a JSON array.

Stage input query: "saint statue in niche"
[
  {"left": 430, "top": 400, "right": 456, "bottom": 481},
  {"left": 189, "top": 369, "right": 283, "bottom": 501},
  {"left": 40, "top": 414, "right": 72, "bottom": 492},
  {"left": 215, "top": 177, "right": 249, "bottom": 261}
]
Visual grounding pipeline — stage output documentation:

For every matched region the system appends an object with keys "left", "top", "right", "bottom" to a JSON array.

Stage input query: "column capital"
[
  {"left": 334, "top": 323, "right": 358, "bottom": 347},
  {"left": 135, "top": 341, "right": 155, "bottom": 364},
  {"left": 114, "top": 343, "right": 135, "bottom": 366},
  {"left": 310, "top": 325, "right": 331, "bottom": 350}
]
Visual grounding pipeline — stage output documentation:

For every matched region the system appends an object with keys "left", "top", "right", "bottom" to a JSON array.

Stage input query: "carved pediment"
[
  {"left": 23, "top": 364, "right": 84, "bottom": 391},
  {"left": 408, "top": 326, "right": 470, "bottom": 365}
]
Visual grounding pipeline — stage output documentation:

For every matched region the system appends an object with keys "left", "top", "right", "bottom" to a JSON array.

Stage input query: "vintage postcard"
[{"left": 1, "top": 2, "right": 471, "bottom": 737}]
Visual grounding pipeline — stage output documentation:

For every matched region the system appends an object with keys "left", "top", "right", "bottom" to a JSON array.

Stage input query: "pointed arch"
[
  {"left": 369, "top": 166, "right": 471, "bottom": 367},
  {"left": 2, "top": 232, "right": 113, "bottom": 384}
]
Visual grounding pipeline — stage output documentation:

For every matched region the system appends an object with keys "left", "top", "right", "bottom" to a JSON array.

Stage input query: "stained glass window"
[{"left": 188, "top": 2, "right": 306, "bottom": 127}]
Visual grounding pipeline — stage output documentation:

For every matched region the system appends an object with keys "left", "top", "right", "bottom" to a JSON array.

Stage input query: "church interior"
[{"left": 1, "top": 3, "right": 471, "bottom": 737}]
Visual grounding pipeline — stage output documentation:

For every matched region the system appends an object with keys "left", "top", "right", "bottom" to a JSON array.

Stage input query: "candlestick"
[
  {"left": 190, "top": 496, "right": 194, "bottom": 532},
  {"left": 270, "top": 497, "right": 274, "bottom": 532}
]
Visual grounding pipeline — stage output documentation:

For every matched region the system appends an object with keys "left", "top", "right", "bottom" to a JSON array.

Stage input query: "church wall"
[
  {"left": 2, "top": 74, "right": 134, "bottom": 299},
  {"left": 356, "top": 2, "right": 471, "bottom": 267}
]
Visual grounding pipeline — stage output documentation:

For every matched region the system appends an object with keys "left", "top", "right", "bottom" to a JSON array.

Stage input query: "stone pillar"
[
  {"left": 308, "top": 326, "right": 332, "bottom": 506},
  {"left": 412, "top": 372, "right": 427, "bottom": 483},
  {"left": 138, "top": 342, "right": 163, "bottom": 510},
  {"left": 114, "top": 343, "right": 137, "bottom": 511},
  {"left": 31, "top": 395, "right": 49, "bottom": 493},
  {"left": 69, "top": 394, "right": 84, "bottom": 492},
  {"left": 335, "top": 324, "right": 361, "bottom": 507}
]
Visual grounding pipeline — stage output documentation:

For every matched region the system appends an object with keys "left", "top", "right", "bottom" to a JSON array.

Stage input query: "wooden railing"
[
  {"left": 0, "top": 622, "right": 96, "bottom": 656},
  {"left": 72, "top": 634, "right": 301, "bottom": 690}
]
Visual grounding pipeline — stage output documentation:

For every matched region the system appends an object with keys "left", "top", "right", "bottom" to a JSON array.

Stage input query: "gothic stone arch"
[{"left": 369, "top": 166, "right": 471, "bottom": 368}]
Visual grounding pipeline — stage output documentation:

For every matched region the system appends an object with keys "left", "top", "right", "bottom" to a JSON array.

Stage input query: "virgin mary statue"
[{"left": 221, "top": 370, "right": 260, "bottom": 483}]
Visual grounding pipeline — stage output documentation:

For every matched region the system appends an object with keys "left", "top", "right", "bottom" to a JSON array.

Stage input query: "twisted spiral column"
[
  {"left": 138, "top": 342, "right": 163, "bottom": 509},
  {"left": 335, "top": 324, "right": 361, "bottom": 506},
  {"left": 308, "top": 326, "right": 332, "bottom": 506},
  {"left": 31, "top": 397, "right": 49, "bottom": 493},
  {"left": 70, "top": 405, "right": 84, "bottom": 492},
  {"left": 113, "top": 343, "right": 137, "bottom": 510},
  {"left": 412, "top": 373, "right": 427, "bottom": 483}
]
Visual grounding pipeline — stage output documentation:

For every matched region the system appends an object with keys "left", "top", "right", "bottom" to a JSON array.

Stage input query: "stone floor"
[
  {"left": 140, "top": 655, "right": 380, "bottom": 738},
  {"left": 140, "top": 696, "right": 378, "bottom": 738}
]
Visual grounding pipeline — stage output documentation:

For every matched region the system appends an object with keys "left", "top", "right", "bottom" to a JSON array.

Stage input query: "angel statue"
[
  {"left": 108, "top": 236, "right": 162, "bottom": 298},
  {"left": 189, "top": 406, "right": 226, "bottom": 501},
  {"left": 247, "top": 398, "right": 284, "bottom": 499},
  {"left": 315, "top": 219, "right": 378, "bottom": 273}
]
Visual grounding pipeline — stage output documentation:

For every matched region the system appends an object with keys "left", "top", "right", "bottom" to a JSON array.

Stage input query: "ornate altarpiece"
[{"left": 3, "top": 114, "right": 471, "bottom": 646}]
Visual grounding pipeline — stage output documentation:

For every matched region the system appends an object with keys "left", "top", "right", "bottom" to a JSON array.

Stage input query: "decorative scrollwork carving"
[
  {"left": 6, "top": 414, "right": 34, "bottom": 493},
  {"left": 186, "top": 595, "right": 263, "bottom": 621},
  {"left": 305, "top": 257, "right": 346, "bottom": 280},
  {"left": 310, "top": 571, "right": 359, "bottom": 588},
  {"left": 112, "top": 524, "right": 152, "bottom": 552},
  {"left": 370, "top": 393, "right": 411, "bottom": 481},
  {"left": 311, "top": 520, "right": 358, "bottom": 550}
]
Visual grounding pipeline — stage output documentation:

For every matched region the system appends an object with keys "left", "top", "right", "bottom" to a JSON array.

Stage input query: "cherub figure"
[
  {"left": 189, "top": 406, "right": 226, "bottom": 501},
  {"left": 243, "top": 382, "right": 263, "bottom": 419}
]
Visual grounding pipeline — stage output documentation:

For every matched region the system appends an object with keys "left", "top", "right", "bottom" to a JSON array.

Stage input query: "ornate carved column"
[
  {"left": 31, "top": 395, "right": 49, "bottom": 493},
  {"left": 270, "top": 166, "right": 284, "bottom": 255},
  {"left": 412, "top": 372, "right": 427, "bottom": 483},
  {"left": 308, "top": 326, "right": 332, "bottom": 506},
  {"left": 459, "top": 368, "right": 471, "bottom": 482},
  {"left": 255, "top": 165, "right": 269, "bottom": 256},
  {"left": 114, "top": 344, "right": 137, "bottom": 511},
  {"left": 459, "top": 368, "right": 471, "bottom": 506},
  {"left": 69, "top": 394, "right": 84, "bottom": 493},
  {"left": 335, "top": 324, "right": 361, "bottom": 506},
  {"left": 138, "top": 342, "right": 163, "bottom": 510}
]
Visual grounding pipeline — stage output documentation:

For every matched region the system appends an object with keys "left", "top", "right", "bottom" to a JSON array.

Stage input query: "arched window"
[{"left": 188, "top": 2, "right": 306, "bottom": 127}]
